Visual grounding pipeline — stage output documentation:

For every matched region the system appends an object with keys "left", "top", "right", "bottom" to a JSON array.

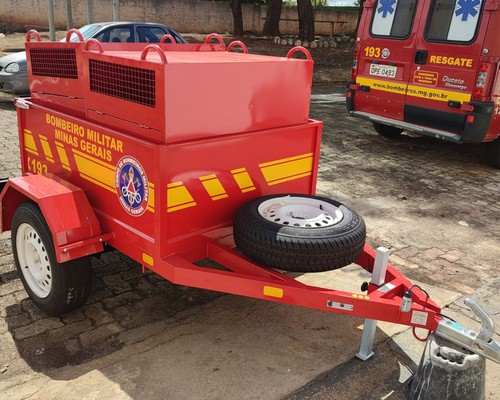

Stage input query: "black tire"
[
  {"left": 11, "top": 201, "right": 92, "bottom": 316},
  {"left": 485, "top": 138, "right": 500, "bottom": 169},
  {"left": 233, "top": 194, "right": 366, "bottom": 272},
  {"left": 373, "top": 122, "right": 403, "bottom": 138}
]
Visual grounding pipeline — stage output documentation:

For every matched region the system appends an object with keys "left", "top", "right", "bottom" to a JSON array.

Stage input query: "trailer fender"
[{"left": 0, "top": 174, "right": 110, "bottom": 263}]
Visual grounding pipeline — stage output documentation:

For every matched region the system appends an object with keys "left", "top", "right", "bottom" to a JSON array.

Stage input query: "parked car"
[{"left": 0, "top": 22, "right": 187, "bottom": 96}]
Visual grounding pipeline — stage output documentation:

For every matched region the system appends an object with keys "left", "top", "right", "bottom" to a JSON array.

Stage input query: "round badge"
[
  {"left": 115, "top": 156, "right": 149, "bottom": 216},
  {"left": 381, "top": 48, "right": 391, "bottom": 59}
]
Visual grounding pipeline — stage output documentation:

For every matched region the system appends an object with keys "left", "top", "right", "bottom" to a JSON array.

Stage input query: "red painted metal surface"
[
  {"left": 164, "top": 240, "right": 442, "bottom": 332},
  {"left": 26, "top": 38, "right": 87, "bottom": 117},
  {"left": 0, "top": 174, "right": 105, "bottom": 262},
  {"left": 24, "top": 31, "right": 227, "bottom": 119},
  {"left": 82, "top": 48, "right": 313, "bottom": 144},
  {"left": 14, "top": 98, "right": 322, "bottom": 265},
  {"left": 227, "top": 41, "right": 248, "bottom": 54},
  {"left": 1, "top": 32, "right": 444, "bottom": 333}
]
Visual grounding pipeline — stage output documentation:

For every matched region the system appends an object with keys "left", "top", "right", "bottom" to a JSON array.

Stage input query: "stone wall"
[{"left": 0, "top": 0, "right": 358, "bottom": 36}]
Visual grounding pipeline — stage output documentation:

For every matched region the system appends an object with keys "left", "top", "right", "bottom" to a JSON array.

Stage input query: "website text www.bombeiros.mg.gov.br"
[{"left": 357, "top": 77, "right": 471, "bottom": 103}]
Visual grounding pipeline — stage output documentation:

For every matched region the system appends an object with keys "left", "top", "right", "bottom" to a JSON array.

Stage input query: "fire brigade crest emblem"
[{"left": 115, "top": 156, "right": 149, "bottom": 216}]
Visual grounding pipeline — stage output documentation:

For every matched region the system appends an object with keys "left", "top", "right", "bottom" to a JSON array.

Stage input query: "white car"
[{"left": 0, "top": 22, "right": 187, "bottom": 95}]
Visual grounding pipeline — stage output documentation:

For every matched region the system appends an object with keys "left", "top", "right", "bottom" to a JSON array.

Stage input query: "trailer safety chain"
[
  {"left": 412, "top": 326, "right": 431, "bottom": 342},
  {"left": 401, "top": 283, "right": 433, "bottom": 343}
]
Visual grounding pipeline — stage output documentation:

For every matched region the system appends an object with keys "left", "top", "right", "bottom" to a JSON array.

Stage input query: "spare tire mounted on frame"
[{"left": 233, "top": 194, "right": 366, "bottom": 272}]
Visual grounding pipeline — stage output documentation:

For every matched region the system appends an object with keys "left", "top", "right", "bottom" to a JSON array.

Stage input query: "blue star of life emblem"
[
  {"left": 377, "top": 0, "right": 397, "bottom": 18},
  {"left": 455, "top": 0, "right": 481, "bottom": 21}
]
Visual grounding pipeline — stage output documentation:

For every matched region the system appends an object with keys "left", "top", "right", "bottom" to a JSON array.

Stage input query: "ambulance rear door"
[
  {"left": 353, "top": 0, "right": 426, "bottom": 121},
  {"left": 404, "top": 0, "right": 490, "bottom": 135}
]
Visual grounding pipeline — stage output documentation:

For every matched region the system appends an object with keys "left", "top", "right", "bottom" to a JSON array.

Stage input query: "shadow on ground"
[{"left": 3, "top": 251, "right": 221, "bottom": 371}]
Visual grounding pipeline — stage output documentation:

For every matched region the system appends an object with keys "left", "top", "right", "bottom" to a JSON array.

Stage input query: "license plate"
[{"left": 369, "top": 64, "right": 397, "bottom": 78}]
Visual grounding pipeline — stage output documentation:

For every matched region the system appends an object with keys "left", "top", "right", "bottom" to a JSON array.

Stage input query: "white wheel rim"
[
  {"left": 258, "top": 196, "right": 344, "bottom": 228},
  {"left": 16, "top": 223, "right": 52, "bottom": 298}
]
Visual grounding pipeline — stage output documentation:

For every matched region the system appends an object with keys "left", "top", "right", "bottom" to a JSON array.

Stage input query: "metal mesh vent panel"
[
  {"left": 89, "top": 59, "right": 156, "bottom": 107},
  {"left": 29, "top": 48, "right": 78, "bottom": 79}
]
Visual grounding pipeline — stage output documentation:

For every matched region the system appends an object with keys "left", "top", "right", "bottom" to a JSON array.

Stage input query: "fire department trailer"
[{"left": 0, "top": 31, "right": 499, "bottom": 367}]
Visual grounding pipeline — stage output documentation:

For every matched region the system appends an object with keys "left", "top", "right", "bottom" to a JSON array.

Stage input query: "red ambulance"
[{"left": 346, "top": 0, "right": 500, "bottom": 167}]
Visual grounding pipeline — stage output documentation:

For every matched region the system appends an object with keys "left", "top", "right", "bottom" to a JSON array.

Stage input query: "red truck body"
[{"left": 347, "top": 0, "right": 500, "bottom": 166}]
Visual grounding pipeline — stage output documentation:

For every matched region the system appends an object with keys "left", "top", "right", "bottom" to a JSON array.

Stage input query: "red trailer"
[{"left": 0, "top": 31, "right": 498, "bottom": 364}]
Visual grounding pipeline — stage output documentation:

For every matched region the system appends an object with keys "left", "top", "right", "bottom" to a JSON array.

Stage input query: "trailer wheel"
[
  {"left": 485, "top": 138, "right": 500, "bottom": 169},
  {"left": 373, "top": 122, "right": 403, "bottom": 138},
  {"left": 233, "top": 194, "right": 366, "bottom": 272},
  {"left": 11, "top": 202, "right": 92, "bottom": 316}
]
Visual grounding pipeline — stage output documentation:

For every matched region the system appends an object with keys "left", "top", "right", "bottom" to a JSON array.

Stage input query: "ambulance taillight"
[
  {"left": 351, "top": 43, "right": 361, "bottom": 80},
  {"left": 473, "top": 62, "right": 495, "bottom": 101}
]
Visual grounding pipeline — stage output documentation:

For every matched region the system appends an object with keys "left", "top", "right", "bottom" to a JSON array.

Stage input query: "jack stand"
[{"left": 356, "top": 247, "right": 391, "bottom": 361}]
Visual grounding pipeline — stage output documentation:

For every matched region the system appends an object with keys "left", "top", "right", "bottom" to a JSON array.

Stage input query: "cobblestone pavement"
[
  {"left": 0, "top": 90, "right": 499, "bottom": 399},
  {"left": 312, "top": 89, "right": 500, "bottom": 296},
  {"left": 0, "top": 96, "right": 220, "bottom": 375}
]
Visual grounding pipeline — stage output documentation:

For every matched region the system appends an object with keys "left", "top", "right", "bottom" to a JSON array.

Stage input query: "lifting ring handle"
[
  {"left": 204, "top": 33, "right": 225, "bottom": 49},
  {"left": 160, "top": 34, "right": 176, "bottom": 43},
  {"left": 84, "top": 39, "right": 104, "bottom": 53},
  {"left": 141, "top": 44, "right": 167, "bottom": 64},
  {"left": 65, "top": 28, "right": 84, "bottom": 42},
  {"left": 227, "top": 41, "right": 248, "bottom": 54},
  {"left": 286, "top": 46, "right": 312, "bottom": 61},
  {"left": 26, "top": 30, "right": 42, "bottom": 42}
]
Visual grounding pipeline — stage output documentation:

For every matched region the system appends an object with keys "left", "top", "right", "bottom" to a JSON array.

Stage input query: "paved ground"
[{"left": 0, "top": 89, "right": 499, "bottom": 398}]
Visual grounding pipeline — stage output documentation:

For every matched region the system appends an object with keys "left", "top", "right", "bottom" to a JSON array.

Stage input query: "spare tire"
[{"left": 233, "top": 194, "right": 366, "bottom": 272}]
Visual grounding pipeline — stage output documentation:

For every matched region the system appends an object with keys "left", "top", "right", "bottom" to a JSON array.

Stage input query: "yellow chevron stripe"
[
  {"left": 259, "top": 153, "right": 313, "bottom": 168},
  {"left": 147, "top": 185, "right": 155, "bottom": 212},
  {"left": 267, "top": 172, "right": 312, "bottom": 186},
  {"left": 55, "top": 142, "right": 71, "bottom": 171},
  {"left": 231, "top": 168, "right": 256, "bottom": 193},
  {"left": 200, "top": 174, "right": 228, "bottom": 201},
  {"left": 23, "top": 129, "right": 39, "bottom": 156},
  {"left": 260, "top": 153, "right": 313, "bottom": 185},
  {"left": 73, "top": 149, "right": 115, "bottom": 192},
  {"left": 167, "top": 182, "right": 196, "bottom": 212},
  {"left": 39, "top": 135, "right": 54, "bottom": 163},
  {"left": 79, "top": 172, "right": 115, "bottom": 193}
]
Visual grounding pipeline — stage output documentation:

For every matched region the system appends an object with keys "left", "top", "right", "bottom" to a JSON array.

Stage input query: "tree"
[
  {"left": 262, "top": 0, "right": 283, "bottom": 37},
  {"left": 229, "top": 0, "right": 244, "bottom": 37},
  {"left": 354, "top": 0, "right": 366, "bottom": 36},
  {"left": 297, "top": 0, "right": 315, "bottom": 41}
]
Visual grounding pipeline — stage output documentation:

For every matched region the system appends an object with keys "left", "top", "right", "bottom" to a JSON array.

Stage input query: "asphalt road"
[{"left": 0, "top": 88, "right": 499, "bottom": 399}]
